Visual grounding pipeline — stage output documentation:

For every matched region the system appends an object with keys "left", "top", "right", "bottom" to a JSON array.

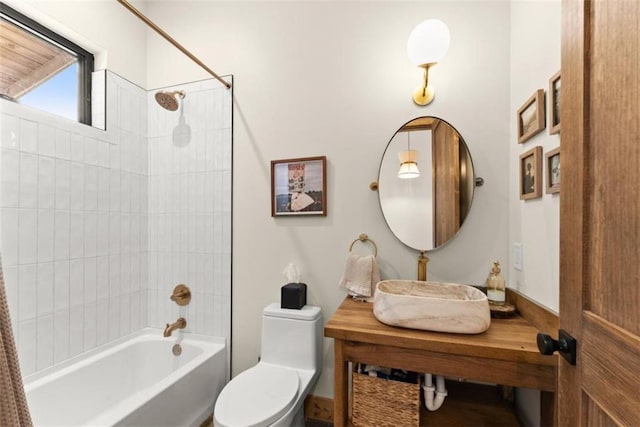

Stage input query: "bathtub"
[{"left": 23, "top": 328, "right": 227, "bottom": 426}]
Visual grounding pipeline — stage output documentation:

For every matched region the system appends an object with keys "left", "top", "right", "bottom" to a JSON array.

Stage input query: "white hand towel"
[{"left": 339, "top": 253, "right": 381, "bottom": 300}]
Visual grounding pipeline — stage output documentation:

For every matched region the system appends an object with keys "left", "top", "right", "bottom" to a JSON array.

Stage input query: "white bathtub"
[{"left": 24, "top": 328, "right": 227, "bottom": 427}]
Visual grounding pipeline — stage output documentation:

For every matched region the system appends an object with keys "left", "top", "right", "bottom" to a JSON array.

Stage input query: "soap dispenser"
[{"left": 487, "top": 261, "right": 506, "bottom": 305}]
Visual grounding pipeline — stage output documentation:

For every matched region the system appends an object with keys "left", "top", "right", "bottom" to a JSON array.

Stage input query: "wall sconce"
[
  {"left": 398, "top": 132, "right": 420, "bottom": 179},
  {"left": 407, "top": 19, "right": 450, "bottom": 106}
]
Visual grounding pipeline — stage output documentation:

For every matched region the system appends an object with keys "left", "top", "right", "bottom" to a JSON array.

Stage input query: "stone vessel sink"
[{"left": 373, "top": 280, "right": 491, "bottom": 334}]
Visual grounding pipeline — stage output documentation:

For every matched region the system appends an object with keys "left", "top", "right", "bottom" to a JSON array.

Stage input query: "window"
[{"left": 0, "top": 2, "right": 94, "bottom": 125}]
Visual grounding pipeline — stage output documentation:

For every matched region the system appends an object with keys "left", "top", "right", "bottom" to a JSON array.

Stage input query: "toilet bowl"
[{"left": 214, "top": 303, "right": 322, "bottom": 427}]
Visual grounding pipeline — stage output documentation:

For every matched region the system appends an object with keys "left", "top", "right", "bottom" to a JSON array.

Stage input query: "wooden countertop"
[{"left": 325, "top": 297, "right": 556, "bottom": 369}]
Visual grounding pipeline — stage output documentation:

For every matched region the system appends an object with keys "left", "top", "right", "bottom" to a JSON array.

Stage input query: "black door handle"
[{"left": 536, "top": 329, "right": 577, "bottom": 365}]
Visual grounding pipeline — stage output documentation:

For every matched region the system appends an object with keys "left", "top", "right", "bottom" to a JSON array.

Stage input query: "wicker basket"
[{"left": 352, "top": 370, "right": 421, "bottom": 427}]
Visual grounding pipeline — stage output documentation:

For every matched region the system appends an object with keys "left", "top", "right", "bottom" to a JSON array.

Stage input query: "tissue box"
[{"left": 281, "top": 283, "right": 307, "bottom": 309}]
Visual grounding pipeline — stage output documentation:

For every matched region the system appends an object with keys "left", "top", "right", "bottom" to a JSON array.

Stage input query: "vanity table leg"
[{"left": 333, "top": 339, "right": 348, "bottom": 427}]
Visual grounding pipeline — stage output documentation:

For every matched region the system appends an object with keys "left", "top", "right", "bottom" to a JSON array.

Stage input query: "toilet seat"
[{"left": 214, "top": 364, "right": 299, "bottom": 427}]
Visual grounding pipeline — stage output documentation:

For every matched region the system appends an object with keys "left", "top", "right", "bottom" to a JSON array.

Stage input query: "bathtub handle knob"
[{"left": 170, "top": 284, "right": 191, "bottom": 306}]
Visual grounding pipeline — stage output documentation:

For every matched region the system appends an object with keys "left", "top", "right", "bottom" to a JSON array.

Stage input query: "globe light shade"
[{"left": 407, "top": 19, "right": 451, "bottom": 66}]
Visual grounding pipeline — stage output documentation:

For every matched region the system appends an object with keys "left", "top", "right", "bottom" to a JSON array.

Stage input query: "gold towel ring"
[{"left": 348, "top": 233, "right": 378, "bottom": 257}]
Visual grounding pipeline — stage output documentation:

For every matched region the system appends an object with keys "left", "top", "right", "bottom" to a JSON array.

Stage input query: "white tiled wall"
[
  {"left": 0, "top": 71, "right": 149, "bottom": 375},
  {"left": 0, "top": 72, "right": 232, "bottom": 377},
  {"left": 147, "top": 78, "right": 232, "bottom": 342}
]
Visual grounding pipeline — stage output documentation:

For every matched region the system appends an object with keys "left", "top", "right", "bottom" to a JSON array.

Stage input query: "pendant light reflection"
[{"left": 398, "top": 132, "right": 420, "bottom": 179}]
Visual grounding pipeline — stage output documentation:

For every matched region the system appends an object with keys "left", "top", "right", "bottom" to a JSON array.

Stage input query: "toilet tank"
[{"left": 260, "top": 303, "right": 322, "bottom": 372}]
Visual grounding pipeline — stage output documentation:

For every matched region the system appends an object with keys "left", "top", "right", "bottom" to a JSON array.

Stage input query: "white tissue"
[{"left": 282, "top": 262, "right": 301, "bottom": 283}]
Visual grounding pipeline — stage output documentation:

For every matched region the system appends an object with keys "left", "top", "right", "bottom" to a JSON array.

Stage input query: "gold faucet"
[
  {"left": 418, "top": 251, "right": 430, "bottom": 281},
  {"left": 163, "top": 317, "right": 187, "bottom": 337}
]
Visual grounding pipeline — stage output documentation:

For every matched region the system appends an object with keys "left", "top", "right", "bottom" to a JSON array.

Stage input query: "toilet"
[{"left": 214, "top": 303, "right": 323, "bottom": 427}]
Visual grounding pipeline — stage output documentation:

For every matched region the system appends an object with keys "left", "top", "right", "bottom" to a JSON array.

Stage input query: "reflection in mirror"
[{"left": 378, "top": 117, "right": 475, "bottom": 251}]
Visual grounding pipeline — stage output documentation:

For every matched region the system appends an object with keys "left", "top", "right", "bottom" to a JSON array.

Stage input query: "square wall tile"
[
  {"left": 54, "top": 260, "right": 70, "bottom": 311},
  {"left": 55, "top": 159, "right": 70, "bottom": 211},
  {"left": 69, "top": 212, "right": 84, "bottom": 259},
  {"left": 97, "top": 167, "right": 110, "bottom": 212},
  {"left": 37, "top": 314, "right": 54, "bottom": 370},
  {"left": 98, "top": 141, "right": 110, "bottom": 168},
  {"left": 96, "top": 256, "right": 109, "bottom": 301},
  {"left": 38, "top": 156, "right": 56, "bottom": 210},
  {"left": 85, "top": 137, "right": 98, "bottom": 166},
  {"left": 54, "top": 309, "right": 69, "bottom": 363},
  {"left": 84, "top": 257, "right": 97, "bottom": 304},
  {"left": 109, "top": 254, "right": 120, "bottom": 298},
  {"left": 55, "top": 129, "right": 70, "bottom": 160},
  {"left": 84, "top": 212, "right": 97, "bottom": 258},
  {"left": 119, "top": 293, "right": 130, "bottom": 337},
  {"left": 18, "top": 209, "right": 37, "bottom": 264},
  {"left": 83, "top": 302, "right": 97, "bottom": 351},
  {"left": 69, "top": 162, "right": 85, "bottom": 212},
  {"left": 85, "top": 165, "right": 98, "bottom": 212},
  {"left": 108, "top": 296, "right": 120, "bottom": 341},
  {"left": 96, "top": 299, "right": 109, "bottom": 346},
  {"left": 70, "top": 133, "right": 84, "bottom": 163},
  {"left": 96, "top": 212, "right": 109, "bottom": 256},
  {"left": 1, "top": 114, "right": 19, "bottom": 149},
  {"left": 18, "top": 318, "right": 36, "bottom": 375},
  {"left": 19, "top": 152, "right": 38, "bottom": 208},
  {"left": 38, "top": 123, "right": 55, "bottom": 158},
  {"left": 37, "top": 209, "right": 54, "bottom": 263},
  {"left": 1, "top": 148, "right": 20, "bottom": 208},
  {"left": 69, "top": 259, "right": 83, "bottom": 307},
  {"left": 20, "top": 119, "right": 38, "bottom": 153},
  {"left": 69, "top": 306, "right": 83, "bottom": 357},
  {"left": 37, "top": 263, "right": 54, "bottom": 316},
  {"left": 54, "top": 211, "right": 70, "bottom": 261}
]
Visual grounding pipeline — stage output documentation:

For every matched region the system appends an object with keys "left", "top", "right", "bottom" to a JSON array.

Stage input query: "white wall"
[
  {"left": 509, "top": 1, "right": 561, "bottom": 426},
  {"left": 509, "top": 1, "right": 561, "bottom": 314},
  {"left": 144, "top": 1, "right": 512, "bottom": 398}
]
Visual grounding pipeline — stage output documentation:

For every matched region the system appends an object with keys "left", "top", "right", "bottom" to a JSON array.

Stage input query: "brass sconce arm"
[{"left": 413, "top": 63, "right": 436, "bottom": 106}]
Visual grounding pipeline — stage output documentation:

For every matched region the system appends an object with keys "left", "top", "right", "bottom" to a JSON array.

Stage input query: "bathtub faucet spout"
[{"left": 163, "top": 317, "right": 187, "bottom": 337}]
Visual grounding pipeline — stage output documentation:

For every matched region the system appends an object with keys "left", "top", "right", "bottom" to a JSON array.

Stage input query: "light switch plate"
[{"left": 513, "top": 242, "right": 523, "bottom": 271}]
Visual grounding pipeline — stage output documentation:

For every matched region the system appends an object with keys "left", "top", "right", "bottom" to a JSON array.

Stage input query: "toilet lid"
[{"left": 214, "top": 364, "right": 299, "bottom": 427}]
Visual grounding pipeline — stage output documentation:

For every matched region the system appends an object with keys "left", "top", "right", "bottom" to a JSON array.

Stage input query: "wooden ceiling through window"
[{"left": 0, "top": 17, "right": 76, "bottom": 99}]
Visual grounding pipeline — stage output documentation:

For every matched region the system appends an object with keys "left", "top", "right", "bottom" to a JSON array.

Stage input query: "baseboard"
[{"left": 304, "top": 395, "right": 334, "bottom": 423}]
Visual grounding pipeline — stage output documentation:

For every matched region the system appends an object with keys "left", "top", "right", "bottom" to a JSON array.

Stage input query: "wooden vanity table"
[{"left": 324, "top": 294, "right": 557, "bottom": 426}]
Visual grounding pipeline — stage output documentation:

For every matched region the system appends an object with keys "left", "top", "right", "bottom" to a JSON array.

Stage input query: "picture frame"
[
  {"left": 545, "top": 147, "right": 560, "bottom": 194},
  {"left": 271, "top": 156, "right": 327, "bottom": 216},
  {"left": 517, "top": 89, "right": 546, "bottom": 144},
  {"left": 549, "top": 71, "right": 561, "bottom": 134},
  {"left": 519, "top": 146, "right": 543, "bottom": 200}
]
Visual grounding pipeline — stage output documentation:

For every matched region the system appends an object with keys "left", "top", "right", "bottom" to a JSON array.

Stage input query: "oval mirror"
[{"left": 377, "top": 116, "right": 475, "bottom": 251}]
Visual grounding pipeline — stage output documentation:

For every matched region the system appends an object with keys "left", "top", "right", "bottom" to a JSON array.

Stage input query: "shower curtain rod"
[{"left": 117, "top": 0, "right": 232, "bottom": 89}]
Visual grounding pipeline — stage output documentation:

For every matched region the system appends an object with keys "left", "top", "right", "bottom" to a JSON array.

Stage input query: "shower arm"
[{"left": 117, "top": 0, "right": 232, "bottom": 90}]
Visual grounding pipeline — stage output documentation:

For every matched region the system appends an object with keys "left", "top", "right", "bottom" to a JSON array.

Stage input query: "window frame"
[{"left": 0, "top": 2, "right": 94, "bottom": 125}]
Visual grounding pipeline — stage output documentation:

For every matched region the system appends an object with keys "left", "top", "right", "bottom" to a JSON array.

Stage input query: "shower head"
[{"left": 155, "top": 90, "right": 186, "bottom": 111}]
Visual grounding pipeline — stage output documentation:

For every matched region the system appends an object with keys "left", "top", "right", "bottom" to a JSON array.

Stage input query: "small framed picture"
[
  {"left": 549, "top": 71, "right": 561, "bottom": 134},
  {"left": 271, "top": 156, "right": 327, "bottom": 216},
  {"left": 545, "top": 147, "right": 560, "bottom": 194},
  {"left": 517, "top": 89, "right": 546, "bottom": 144},
  {"left": 520, "top": 146, "right": 543, "bottom": 200}
]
